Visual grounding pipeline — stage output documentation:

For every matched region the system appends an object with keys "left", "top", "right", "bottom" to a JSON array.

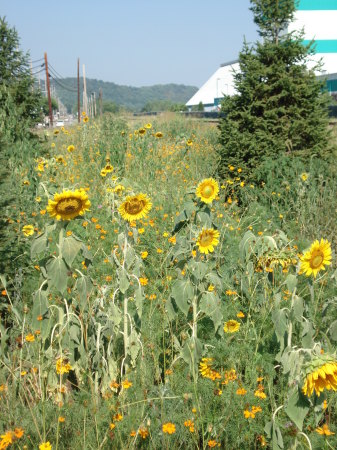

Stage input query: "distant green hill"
[{"left": 51, "top": 78, "right": 198, "bottom": 112}]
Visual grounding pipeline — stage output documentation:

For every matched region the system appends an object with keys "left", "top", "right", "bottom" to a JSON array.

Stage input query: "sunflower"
[
  {"left": 138, "top": 128, "right": 146, "bottom": 135},
  {"left": 196, "top": 228, "right": 220, "bottom": 254},
  {"left": 186, "top": 139, "right": 193, "bottom": 146},
  {"left": 199, "top": 358, "right": 221, "bottom": 380},
  {"left": 104, "top": 164, "right": 114, "bottom": 173},
  {"left": 300, "top": 239, "right": 332, "bottom": 278},
  {"left": 47, "top": 189, "right": 91, "bottom": 221},
  {"left": 119, "top": 194, "right": 152, "bottom": 222},
  {"left": 67, "top": 145, "right": 75, "bottom": 152},
  {"left": 22, "top": 225, "right": 35, "bottom": 236},
  {"left": 144, "top": 123, "right": 152, "bottom": 129},
  {"left": 224, "top": 320, "right": 240, "bottom": 333},
  {"left": 196, "top": 178, "right": 219, "bottom": 204},
  {"left": 114, "top": 184, "right": 125, "bottom": 195},
  {"left": 155, "top": 132, "right": 163, "bottom": 138},
  {"left": 83, "top": 116, "right": 89, "bottom": 123},
  {"left": 302, "top": 359, "right": 337, "bottom": 397}
]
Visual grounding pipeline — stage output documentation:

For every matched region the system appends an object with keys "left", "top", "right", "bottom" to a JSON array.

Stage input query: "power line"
[
  {"left": 31, "top": 68, "right": 46, "bottom": 76},
  {"left": 31, "top": 57, "right": 44, "bottom": 64},
  {"left": 48, "top": 68, "right": 77, "bottom": 89},
  {"left": 50, "top": 74, "right": 77, "bottom": 92},
  {"left": 48, "top": 62, "right": 76, "bottom": 83},
  {"left": 31, "top": 63, "right": 45, "bottom": 70}
]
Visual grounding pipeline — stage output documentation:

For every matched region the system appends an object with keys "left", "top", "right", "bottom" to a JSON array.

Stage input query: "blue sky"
[{"left": 2, "top": 0, "right": 258, "bottom": 87}]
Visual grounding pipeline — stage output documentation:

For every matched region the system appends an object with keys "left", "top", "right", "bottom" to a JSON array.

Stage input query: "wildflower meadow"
[{"left": 0, "top": 111, "right": 336, "bottom": 450}]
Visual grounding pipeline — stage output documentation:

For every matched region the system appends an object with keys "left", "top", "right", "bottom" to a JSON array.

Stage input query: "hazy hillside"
[{"left": 52, "top": 78, "right": 198, "bottom": 112}]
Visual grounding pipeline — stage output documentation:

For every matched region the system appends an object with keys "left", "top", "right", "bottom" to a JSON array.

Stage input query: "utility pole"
[
  {"left": 82, "top": 64, "right": 88, "bottom": 115},
  {"left": 44, "top": 52, "right": 53, "bottom": 127},
  {"left": 77, "top": 58, "right": 80, "bottom": 122},
  {"left": 93, "top": 92, "right": 97, "bottom": 117},
  {"left": 99, "top": 88, "right": 103, "bottom": 116}
]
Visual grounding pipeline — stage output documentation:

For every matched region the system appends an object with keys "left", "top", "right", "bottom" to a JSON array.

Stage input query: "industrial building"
[{"left": 186, "top": 0, "right": 337, "bottom": 111}]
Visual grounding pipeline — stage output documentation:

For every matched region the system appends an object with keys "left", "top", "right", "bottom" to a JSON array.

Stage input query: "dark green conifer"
[{"left": 217, "top": 0, "right": 331, "bottom": 179}]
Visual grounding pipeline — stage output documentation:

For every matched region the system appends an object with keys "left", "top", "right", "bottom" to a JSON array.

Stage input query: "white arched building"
[{"left": 186, "top": 0, "right": 337, "bottom": 111}]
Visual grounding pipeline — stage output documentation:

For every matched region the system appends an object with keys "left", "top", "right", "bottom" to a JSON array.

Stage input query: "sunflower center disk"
[
  {"left": 202, "top": 186, "right": 214, "bottom": 198},
  {"left": 56, "top": 198, "right": 82, "bottom": 215},
  {"left": 311, "top": 253, "right": 324, "bottom": 269},
  {"left": 200, "top": 232, "right": 213, "bottom": 246},
  {"left": 125, "top": 199, "right": 144, "bottom": 215}
]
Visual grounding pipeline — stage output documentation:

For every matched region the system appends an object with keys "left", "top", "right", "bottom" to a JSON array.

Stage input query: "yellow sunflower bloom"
[
  {"left": 302, "top": 360, "right": 337, "bottom": 397},
  {"left": 22, "top": 225, "right": 35, "bottom": 236},
  {"left": 56, "top": 357, "right": 72, "bottom": 375},
  {"left": 114, "top": 185, "right": 125, "bottom": 195},
  {"left": 300, "top": 239, "right": 332, "bottom": 278},
  {"left": 67, "top": 145, "right": 75, "bottom": 152},
  {"left": 119, "top": 194, "right": 152, "bottom": 222},
  {"left": 155, "top": 132, "right": 163, "bottom": 138},
  {"left": 199, "top": 358, "right": 221, "bottom": 380},
  {"left": 196, "top": 178, "right": 219, "bottom": 204},
  {"left": 224, "top": 320, "right": 240, "bottom": 333},
  {"left": 196, "top": 228, "right": 220, "bottom": 254},
  {"left": 104, "top": 164, "right": 114, "bottom": 173},
  {"left": 47, "top": 189, "right": 91, "bottom": 221}
]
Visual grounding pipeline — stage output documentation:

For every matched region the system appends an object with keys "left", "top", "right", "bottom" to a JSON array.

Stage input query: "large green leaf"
[
  {"left": 239, "top": 231, "right": 256, "bottom": 261},
  {"left": 125, "top": 247, "right": 135, "bottom": 269},
  {"left": 117, "top": 267, "right": 130, "bottom": 294},
  {"left": 188, "top": 260, "right": 208, "bottom": 281},
  {"left": 134, "top": 287, "right": 143, "bottom": 318},
  {"left": 31, "top": 232, "right": 47, "bottom": 258},
  {"left": 61, "top": 235, "right": 83, "bottom": 266},
  {"left": 171, "top": 279, "right": 194, "bottom": 316},
  {"left": 272, "top": 308, "right": 288, "bottom": 351},
  {"left": 75, "top": 275, "right": 93, "bottom": 307},
  {"left": 199, "top": 292, "right": 222, "bottom": 331},
  {"left": 286, "top": 274, "right": 297, "bottom": 293},
  {"left": 285, "top": 387, "right": 310, "bottom": 431},
  {"left": 180, "top": 336, "right": 203, "bottom": 369},
  {"left": 31, "top": 289, "right": 49, "bottom": 329},
  {"left": 329, "top": 320, "right": 337, "bottom": 342},
  {"left": 46, "top": 257, "right": 68, "bottom": 293}
]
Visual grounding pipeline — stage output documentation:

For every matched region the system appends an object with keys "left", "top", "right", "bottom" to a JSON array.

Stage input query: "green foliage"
[
  {"left": 102, "top": 100, "right": 120, "bottom": 114},
  {"left": 217, "top": 0, "right": 331, "bottom": 180},
  {"left": 191, "top": 101, "right": 204, "bottom": 112},
  {"left": 40, "top": 96, "right": 58, "bottom": 115},
  {"left": 0, "top": 113, "right": 337, "bottom": 449},
  {"left": 55, "top": 78, "right": 197, "bottom": 112},
  {"left": 0, "top": 17, "right": 43, "bottom": 143},
  {"left": 0, "top": 17, "right": 43, "bottom": 281}
]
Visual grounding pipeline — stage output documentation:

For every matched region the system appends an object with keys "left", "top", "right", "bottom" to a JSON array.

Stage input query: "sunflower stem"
[
  {"left": 123, "top": 295, "right": 129, "bottom": 363},
  {"left": 192, "top": 295, "right": 198, "bottom": 339}
]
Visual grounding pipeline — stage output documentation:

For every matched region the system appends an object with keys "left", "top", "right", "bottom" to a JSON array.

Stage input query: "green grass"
[{"left": 0, "top": 113, "right": 336, "bottom": 450}]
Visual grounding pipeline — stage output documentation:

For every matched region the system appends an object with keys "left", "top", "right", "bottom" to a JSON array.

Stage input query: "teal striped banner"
[
  {"left": 297, "top": 0, "right": 337, "bottom": 10},
  {"left": 302, "top": 40, "right": 337, "bottom": 53}
]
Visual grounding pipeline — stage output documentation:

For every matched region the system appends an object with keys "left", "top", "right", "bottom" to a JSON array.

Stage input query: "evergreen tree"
[
  {"left": 0, "top": 16, "right": 42, "bottom": 145},
  {"left": 217, "top": 0, "right": 331, "bottom": 179},
  {"left": 0, "top": 17, "right": 42, "bottom": 276}
]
